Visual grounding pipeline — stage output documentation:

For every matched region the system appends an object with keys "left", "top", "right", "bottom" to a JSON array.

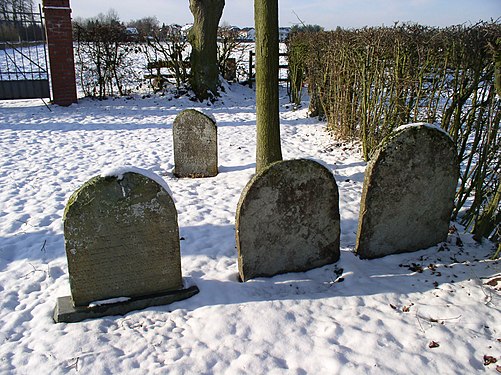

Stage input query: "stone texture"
[
  {"left": 62, "top": 172, "right": 183, "bottom": 307},
  {"left": 173, "top": 109, "right": 218, "bottom": 177},
  {"left": 236, "top": 159, "right": 340, "bottom": 281},
  {"left": 355, "top": 124, "right": 459, "bottom": 259},
  {"left": 54, "top": 280, "right": 199, "bottom": 323}
]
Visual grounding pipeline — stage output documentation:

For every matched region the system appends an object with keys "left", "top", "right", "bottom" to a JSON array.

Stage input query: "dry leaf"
[
  {"left": 484, "top": 355, "right": 498, "bottom": 366},
  {"left": 403, "top": 306, "right": 411, "bottom": 313},
  {"left": 485, "top": 277, "right": 501, "bottom": 287},
  {"left": 409, "top": 263, "right": 424, "bottom": 273},
  {"left": 429, "top": 341, "right": 440, "bottom": 348}
]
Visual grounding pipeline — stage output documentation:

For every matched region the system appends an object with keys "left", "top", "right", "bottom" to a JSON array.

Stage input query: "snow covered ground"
[{"left": 0, "top": 83, "right": 499, "bottom": 374}]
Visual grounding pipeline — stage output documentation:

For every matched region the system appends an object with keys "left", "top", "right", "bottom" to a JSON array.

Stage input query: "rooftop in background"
[{"left": 41, "top": 0, "right": 500, "bottom": 30}]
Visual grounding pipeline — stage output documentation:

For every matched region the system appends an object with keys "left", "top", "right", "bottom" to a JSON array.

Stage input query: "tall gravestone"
[
  {"left": 236, "top": 159, "right": 341, "bottom": 282},
  {"left": 355, "top": 123, "right": 459, "bottom": 259},
  {"left": 54, "top": 169, "right": 198, "bottom": 323},
  {"left": 173, "top": 109, "right": 218, "bottom": 178}
]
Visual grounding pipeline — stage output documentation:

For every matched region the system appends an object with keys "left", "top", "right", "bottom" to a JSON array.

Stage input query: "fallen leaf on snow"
[
  {"left": 409, "top": 263, "right": 424, "bottom": 273},
  {"left": 429, "top": 341, "right": 440, "bottom": 348},
  {"left": 485, "top": 277, "right": 501, "bottom": 289},
  {"left": 484, "top": 355, "right": 498, "bottom": 366}
]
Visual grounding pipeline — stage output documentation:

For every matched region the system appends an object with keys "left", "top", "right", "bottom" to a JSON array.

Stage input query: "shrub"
[
  {"left": 289, "top": 22, "right": 501, "bottom": 244},
  {"left": 73, "top": 14, "right": 141, "bottom": 98}
]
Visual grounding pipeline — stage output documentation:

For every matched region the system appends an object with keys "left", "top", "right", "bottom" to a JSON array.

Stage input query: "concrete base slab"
[{"left": 54, "top": 278, "right": 199, "bottom": 323}]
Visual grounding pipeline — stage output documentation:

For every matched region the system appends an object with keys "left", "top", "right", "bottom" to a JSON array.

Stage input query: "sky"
[{"left": 42, "top": 0, "right": 499, "bottom": 29}]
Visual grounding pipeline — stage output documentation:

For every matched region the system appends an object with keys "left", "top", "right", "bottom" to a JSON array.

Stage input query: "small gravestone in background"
[
  {"left": 355, "top": 123, "right": 459, "bottom": 259},
  {"left": 54, "top": 168, "right": 198, "bottom": 323},
  {"left": 173, "top": 109, "right": 218, "bottom": 178},
  {"left": 236, "top": 159, "right": 341, "bottom": 282}
]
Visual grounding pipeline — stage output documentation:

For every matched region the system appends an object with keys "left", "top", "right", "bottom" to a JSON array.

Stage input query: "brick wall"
[{"left": 43, "top": 0, "right": 77, "bottom": 106}]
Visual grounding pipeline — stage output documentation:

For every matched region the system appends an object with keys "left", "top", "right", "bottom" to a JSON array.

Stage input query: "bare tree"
[
  {"left": 188, "top": 0, "right": 225, "bottom": 100},
  {"left": 0, "top": 0, "right": 35, "bottom": 17},
  {"left": 127, "top": 16, "right": 160, "bottom": 38},
  {"left": 0, "top": 0, "right": 36, "bottom": 41}
]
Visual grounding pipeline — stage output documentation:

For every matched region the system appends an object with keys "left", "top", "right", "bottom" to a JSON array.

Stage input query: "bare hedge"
[{"left": 288, "top": 22, "right": 500, "bottom": 245}]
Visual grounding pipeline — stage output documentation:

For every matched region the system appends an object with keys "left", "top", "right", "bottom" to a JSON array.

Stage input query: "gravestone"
[
  {"left": 54, "top": 168, "right": 198, "bottom": 323},
  {"left": 236, "top": 159, "right": 340, "bottom": 282},
  {"left": 355, "top": 123, "right": 459, "bottom": 259},
  {"left": 173, "top": 109, "right": 218, "bottom": 177}
]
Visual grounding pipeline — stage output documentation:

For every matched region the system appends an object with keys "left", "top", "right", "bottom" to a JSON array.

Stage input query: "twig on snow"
[
  {"left": 415, "top": 308, "right": 462, "bottom": 333},
  {"left": 66, "top": 357, "right": 79, "bottom": 372}
]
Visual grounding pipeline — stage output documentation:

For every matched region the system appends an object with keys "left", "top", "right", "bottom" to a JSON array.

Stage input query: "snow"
[
  {"left": 395, "top": 122, "right": 452, "bottom": 140},
  {"left": 0, "top": 84, "right": 499, "bottom": 374},
  {"left": 89, "top": 297, "right": 131, "bottom": 308},
  {"left": 101, "top": 165, "right": 174, "bottom": 198}
]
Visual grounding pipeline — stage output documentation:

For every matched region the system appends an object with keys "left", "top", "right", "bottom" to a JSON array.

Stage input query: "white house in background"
[
  {"left": 125, "top": 27, "right": 139, "bottom": 36},
  {"left": 125, "top": 27, "right": 139, "bottom": 41},
  {"left": 278, "top": 27, "right": 291, "bottom": 42},
  {"left": 161, "top": 24, "right": 182, "bottom": 40},
  {"left": 181, "top": 23, "right": 193, "bottom": 38},
  {"left": 238, "top": 27, "right": 255, "bottom": 41},
  {"left": 247, "top": 28, "right": 256, "bottom": 41}
]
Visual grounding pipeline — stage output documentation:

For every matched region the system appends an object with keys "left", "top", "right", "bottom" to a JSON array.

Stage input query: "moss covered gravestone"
[
  {"left": 355, "top": 123, "right": 459, "bottom": 259},
  {"left": 54, "top": 168, "right": 198, "bottom": 323},
  {"left": 236, "top": 159, "right": 341, "bottom": 281},
  {"left": 173, "top": 109, "right": 218, "bottom": 178}
]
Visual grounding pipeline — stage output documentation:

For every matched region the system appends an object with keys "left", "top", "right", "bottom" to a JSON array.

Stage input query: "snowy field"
[{"left": 0, "top": 83, "right": 499, "bottom": 374}]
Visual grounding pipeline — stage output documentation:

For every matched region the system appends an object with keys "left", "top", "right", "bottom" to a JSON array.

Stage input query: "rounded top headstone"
[
  {"left": 173, "top": 109, "right": 218, "bottom": 178},
  {"left": 356, "top": 123, "right": 459, "bottom": 259},
  {"left": 63, "top": 170, "right": 182, "bottom": 306},
  {"left": 236, "top": 159, "right": 341, "bottom": 281}
]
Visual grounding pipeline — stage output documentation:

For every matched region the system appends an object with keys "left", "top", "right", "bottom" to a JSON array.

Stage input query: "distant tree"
[
  {"left": 0, "top": 0, "right": 38, "bottom": 41},
  {"left": 94, "top": 9, "right": 121, "bottom": 25},
  {"left": 142, "top": 24, "right": 190, "bottom": 90},
  {"left": 289, "top": 24, "right": 324, "bottom": 35},
  {"left": 255, "top": 0, "right": 282, "bottom": 173},
  {"left": 188, "top": 0, "right": 225, "bottom": 100},
  {"left": 217, "top": 22, "right": 243, "bottom": 78},
  {"left": 127, "top": 16, "right": 160, "bottom": 38},
  {"left": 73, "top": 10, "right": 139, "bottom": 98},
  {"left": 0, "top": 0, "right": 34, "bottom": 18}
]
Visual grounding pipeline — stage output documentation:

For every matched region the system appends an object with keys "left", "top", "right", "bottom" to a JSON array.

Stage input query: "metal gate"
[{"left": 0, "top": 5, "right": 50, "bottom": 100}]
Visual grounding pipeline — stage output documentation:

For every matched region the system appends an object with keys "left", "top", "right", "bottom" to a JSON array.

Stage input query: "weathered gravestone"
[
  {"left": 54, "top": 168, "right": 198, "bottom": 323},
  {"left": 236, "top": 159, "right": 341, "bottom": 282},
  {"left": 173, "top": 109, "right": 218, "bottom": 178},
  {"left": 355, "top": 123, "right": 459, "bottom": 259}
]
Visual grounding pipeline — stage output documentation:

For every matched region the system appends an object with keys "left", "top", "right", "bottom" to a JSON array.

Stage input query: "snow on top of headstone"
[
  {"left": 395, "top": 122, "right": 452, "bottom": 140},
  {"left": 101, "top": 166, "right": 174, "bottom": 197}
]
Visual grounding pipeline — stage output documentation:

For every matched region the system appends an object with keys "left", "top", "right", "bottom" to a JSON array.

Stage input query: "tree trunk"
[
  {"left": 189, "top": 0, "right": 225, "bottom": 100},
  {"left": 255, "top": 0, "right": 282, "bottom": 173}
]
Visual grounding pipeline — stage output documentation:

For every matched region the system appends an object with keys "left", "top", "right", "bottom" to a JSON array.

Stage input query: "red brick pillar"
[{"left": 43, "top": 0, "right": 77, "bottom": 106}]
